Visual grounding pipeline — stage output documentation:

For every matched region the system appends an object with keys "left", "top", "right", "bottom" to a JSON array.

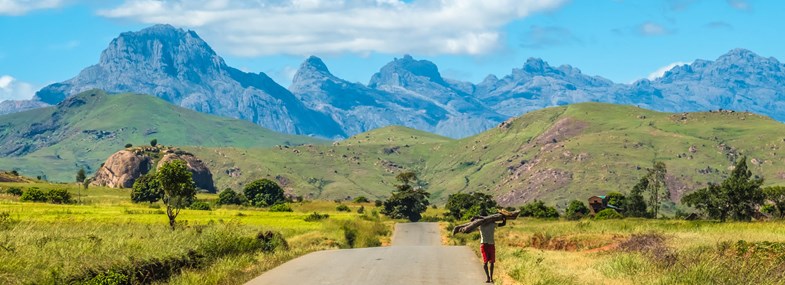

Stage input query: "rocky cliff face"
[
  {"left": 32, "top": 24, "right": 344, "bottom": 138},
  {"left": 91, "top": 147, "right": 216, "bottom": 192}
]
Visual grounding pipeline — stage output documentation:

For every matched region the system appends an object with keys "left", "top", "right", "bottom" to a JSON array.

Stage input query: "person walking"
[{"left": 472, "top": 211, "right": 506, "bottom": 283}]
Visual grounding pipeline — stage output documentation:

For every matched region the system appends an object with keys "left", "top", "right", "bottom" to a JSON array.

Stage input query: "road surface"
[{"left": 246, "top": 222, "right": 488, "bottom": 285}]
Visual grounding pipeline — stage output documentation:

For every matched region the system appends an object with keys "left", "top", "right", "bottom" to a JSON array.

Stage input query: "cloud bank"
[
  {"left": 98, "top": 0, "right": 567, "bottom": 56},
  {"left": 0, "top": 75, "right": 38, "bottom": 101},
  {"left": 0, "top": 0, "right": 63, "bottom": 15}
]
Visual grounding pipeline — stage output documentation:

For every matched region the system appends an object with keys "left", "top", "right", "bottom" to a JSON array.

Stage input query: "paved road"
[{"left": 246, "top": 223, "right": 488, "bottom": 285}]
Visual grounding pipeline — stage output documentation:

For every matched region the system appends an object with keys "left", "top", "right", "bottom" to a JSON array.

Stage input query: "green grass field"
[
  {"left": 449, "top": 218, "right": 785, "bottom": 285},
  {"left": 0, "top": 182, "right": 390, "bottom": 285}
]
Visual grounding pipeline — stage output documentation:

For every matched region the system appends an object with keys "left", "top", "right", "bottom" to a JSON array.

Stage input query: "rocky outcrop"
[
  {"left": 157, "top": 152, "right": 216, "bottom": 192},
  {"left": 91, "top": 150, "right": 153, "bottom": 188},
  {"left": 92, "top": 147, "right": 216, "bottom": 192}
]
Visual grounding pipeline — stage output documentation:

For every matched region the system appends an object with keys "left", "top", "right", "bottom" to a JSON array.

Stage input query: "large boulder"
[
  {"left": 157, "top": 152, "right": 216, "bottom": 192},
  {"left": 92, "top": 148, "right": 216, "bottom": 192},
  {"left": 91, "top": 150, "right": 153, "bottom": 188}
]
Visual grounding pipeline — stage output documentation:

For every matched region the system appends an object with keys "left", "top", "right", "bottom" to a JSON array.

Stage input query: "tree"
[
  {"left": 381, "top": 171, "right": 430, "bottom": 221},
  {"left": 131, "top": 173, "right": 162, "bottom": 203},
  {"left": 445, "top": 192, "right": 497, "bottom": 220},
  {"left": 565, "top": 200, "right": 589, "bottom": 220},
  {"left": 625, "top": 177, "right": 649, "bottom": 218},
  {"left": 763, "top": 186, "right": 785, "bottom": 219},
  {"left": 682, "top": 157, "right": 764, "bottom": 221},
  {"left": 124, "top": 143, "right": 133, "bottom": 148},
  {"left": 157, "top": 160, "right": 197, "bottom": 230},
  {"left": 76, "top": 168, "right": 86, "bottom": 183},
  {"left": 150, "top": 139, "right": 158, "bottom": 147},
  {"left": 646, "top": 161, "right": 668, "bottom": 218},
  {"left": 519, "top": 200, "right": 560, "bottom": 219},
  {"left": 243, "top": 179, "right": 285, "bottom": 207},
  {"left": 216, "top": 188, "right": 247, "bottom": 206},
  {"left": 606, "top": 192, "right": 626, "bottom": 208}
]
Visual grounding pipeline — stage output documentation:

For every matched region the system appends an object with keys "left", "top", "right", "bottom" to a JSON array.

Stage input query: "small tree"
[
  {"left": 381, "top": 171, "right": 430, "bottom": 221},
  {"left": 150, "top": 139, "right": 158, "bottom": 147},
  {"left": 216, "top": 188, "right": 247, "bottom": 206},
  {"left": 131, "top": 173, "right": 162, "bottom": 203},
  {"left": 646, "top": 161, "right": 668, "bottom": 218},
  {"left": 353, "top": 196, "right": 370, "bottom": 203},
  {"left": 157, "top": 160, "right": 197, "bottom": 230},
  {"left": 606, "top": 192, "right": 626, "bottom": 208},
  {"left": 763, "top": 186, "right": 785, "bottom": 219},
  {"left": 519, "top": 200, "right": 560, "bottom": 219},
  {"left": 445, "top": 192, "right": 497, "bottom": 220},
  {"left": 565, "top": 200, "right": 589, "bottom": 220},
  {"left": 20, "top": 187, "right": 47, "bottom": 202},
  {"left": 625, "top": 177, "right": 649, "bottom": 218},
  {"left": 243, "top": 179, "right": 285, "bottom": 207},
  {"left": 76, "top": 168, "right": 86, "bottom": 183},
  {"left": 682, "top": 157, "right": 764, "bottom": 221}
]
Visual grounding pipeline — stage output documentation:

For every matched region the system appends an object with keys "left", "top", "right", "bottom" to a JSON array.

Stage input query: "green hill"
[
  {"left": 188, "top": 103, "right": 785, "bottom": 207},
  {"left": 0, "top": 90, "right": 326, "bottom": 181}
]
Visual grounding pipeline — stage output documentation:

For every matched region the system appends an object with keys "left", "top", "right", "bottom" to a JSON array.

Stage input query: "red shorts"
[{"left": 480, "top": 243, "right": 496, "bottom": 263}]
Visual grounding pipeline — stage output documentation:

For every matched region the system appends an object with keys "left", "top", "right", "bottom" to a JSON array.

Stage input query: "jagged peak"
[{"left": 302, "top": 56, "right": 331, "bottom": 74}]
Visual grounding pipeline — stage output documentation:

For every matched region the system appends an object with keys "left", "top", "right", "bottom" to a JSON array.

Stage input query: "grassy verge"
[
  {"left": 0, "top": 182, "right": 391, "bottom": 284},
  {"left": 447, "top": 218, "right": 785, "bottom": 285}
]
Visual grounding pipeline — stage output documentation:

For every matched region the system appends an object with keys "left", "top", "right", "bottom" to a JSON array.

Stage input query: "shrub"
[
  {"left": 243, "top": 179, "right": 285, "bottom": 207},
  {"left": 374, "top": 200, "right": 383, "bottom": 207},
  {"left": 216, "top": 188, "right": 247, "bottom": 206},
  {"left": 46, "top": 189, "right": 72, "bottom": 204},
  {"left": 565, "top": 200, "right": 589, "bottom": 220},
  {"left": 189, "top": 201, "right": 211, "bottom": 211},
  {"left": 269, "top": 203, "right": 293, "bottom": 212},
  {"left": 304, "top": 212, "right": 329, "bottom": 222},
  {"left": 150, "top": 139, "right": 158, "bottom": 147},
  {"left": 124, "top": 143, "right": 133, "bottom": 148},
  {"left": 595, "top": 208, "right": 623, "bottom": 220},
  {"left": 353, "top": 196, "right": 370, "bottom": 203},
  {"left": 131, "top": 173, "right": 162, "bottom": 203},
  {"left": 336, "top": 204, "right": 351, "bottom": 212},
  {"left": 357, "top": 205, "right": 365, "bottom": 214},
  {"left": 6, "top": 187, "right": 22, "bottom": 196},
  {"left": 10, "top": 170, "right": 19, "bottom": 176},
  {"left": 20, "top": 187, "right": 47, "bottom": 202},
  {"left": 445, "top": 192, "right": 498, "bottom": 220},
  {"left": 520, "top": 200, "right": 560, "bottom": 219}
]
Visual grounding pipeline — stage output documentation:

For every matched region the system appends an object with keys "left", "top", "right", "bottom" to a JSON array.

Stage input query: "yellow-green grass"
[
  {"left": 0, "top": 182, "right": 391, "bottom": 284},
  {"left": 449, "top": 218, "right": 785, "bottom": 285}
]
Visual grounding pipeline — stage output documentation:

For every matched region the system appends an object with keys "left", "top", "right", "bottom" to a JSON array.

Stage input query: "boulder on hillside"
[
  {"left": 157, "top": 153, "right": 216, "bottom": 192},
  {"left": 92, "top": 148, "right": 216, "bottom": 192},
  {"left": 91, "top": 150, "right": 153, "bottom": 188}
]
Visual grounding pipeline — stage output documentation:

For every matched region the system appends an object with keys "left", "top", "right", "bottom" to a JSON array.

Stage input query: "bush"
[
  {"left": 595, "top": 208, "right": 623, "bottom": 220},
  {"left": 445, "top": 192, "right": 498, "bottom": 220},
  {"left": 336, "top": 204, "right": 351, "bottom": 212},
  {"left": 243, "top": 179, "right": 285, "bottom": 207},
  {"left": 565, "top": 200, "right": 590, "bottom": 220},
  {"left": 374, "top": 200, "right": 383, "bottom": 207},
  {"left": 131, "top": 173, "right": 162, "bottom": 203},
  {"left": 520, "top": 200, "right": 560, "bottom": 219},
  {"left": 269, "top": 203, "right": 293, "bottom": 212},
  {"left": 150, "top": 139, "right": 158, "bottom": 147},
  {"left": 357, "top": 205, "right": 365, "bottom": 214},
  {"left": 189, "top": 201, "right": 211, "bottom": 211},
  {"left": 304, "top": 212, "right": 329, "bottom": 222},
  {"left": 46, "top": 189, "right": 72, "bottom": 204},
  {"left": 20, "top": 187, "right": 47, "bottom": 202},
  {"left": 6, "top": 187, "right": 22, "bottom": 196},
  {"left": 216, "top": 188, "right": 247, "bottom": 206},
  {"left": 606, "top": 192, "right": 626, "bottom": 207},
  {"left": 353, "top": 196, "right": 370, "bottom": 203},
  {"left": 124, "top": 143, "right": 133, "bottom": 148},
  {"left": 10, "top": 170, "right": 18, "bottom": 176}
]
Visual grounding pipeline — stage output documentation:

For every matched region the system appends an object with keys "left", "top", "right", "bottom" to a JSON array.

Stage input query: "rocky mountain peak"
[
  {"left": 292, "top": 56, "right": 333, "bottom": 84},
  {"left": 368, "top": 55, "right": 447, "bottom": 88}
]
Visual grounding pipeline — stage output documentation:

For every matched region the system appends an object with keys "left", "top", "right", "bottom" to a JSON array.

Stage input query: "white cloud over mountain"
[
  {"left": 0, "top": 75, "right": 37, "bottom": 101},
  {"left": 98, "top": 0, "right": 567, "bottom": 56},
  {"left": 0, "top": 0, "right": 63, "bottom": 15},
  {"left": 647, "top": 61, "right": 691, "bottom": 80}
]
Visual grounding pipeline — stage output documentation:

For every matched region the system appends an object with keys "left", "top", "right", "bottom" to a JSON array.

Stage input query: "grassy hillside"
[
  {"left": 0, "top": 90, "right": 325, "bottom": 181},
  {"left": 190, "top": 103, "right": 785, "bottom": 207}
]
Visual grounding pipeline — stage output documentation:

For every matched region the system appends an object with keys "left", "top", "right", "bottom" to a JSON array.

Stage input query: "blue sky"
[{"left": 0, "top": 0, "right": 783, "bottom": 101}]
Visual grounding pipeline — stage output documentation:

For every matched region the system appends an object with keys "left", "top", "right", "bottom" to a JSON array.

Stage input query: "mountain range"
[{"left": 2, "top": 24, "right": 785, "bottom": 139}]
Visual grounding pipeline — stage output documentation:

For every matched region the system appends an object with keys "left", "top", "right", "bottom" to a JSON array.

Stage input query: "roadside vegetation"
[{"left": 0, "top": 180, "right": 391, "bottom": 285}]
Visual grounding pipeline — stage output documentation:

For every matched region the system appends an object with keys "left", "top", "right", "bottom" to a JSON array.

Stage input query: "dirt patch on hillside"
[
  {"left": 497, "top": 168, "right": 573, "bottom": 206},
  {"left": 535, "top": 117, "right": 589, "bottom": 145}
]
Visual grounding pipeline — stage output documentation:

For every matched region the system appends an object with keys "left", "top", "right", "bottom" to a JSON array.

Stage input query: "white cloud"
[
  {"left": 0, "top": 0, "right": 64, "bottom": 15},
  {"left": 98, "top": 0, "right": 567, "bottom": 56},
  {"left": 647, "top": 61, "right": 691, "bottom": 80},
  {"left": 638, "top": 22, "right": 671, "bottom": 36},
  {"left": 727, "top": 0, "right": 750, "bottom": 10},
  {"left": 0, "top": 75, "right": 38, "bottom": 101}
]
